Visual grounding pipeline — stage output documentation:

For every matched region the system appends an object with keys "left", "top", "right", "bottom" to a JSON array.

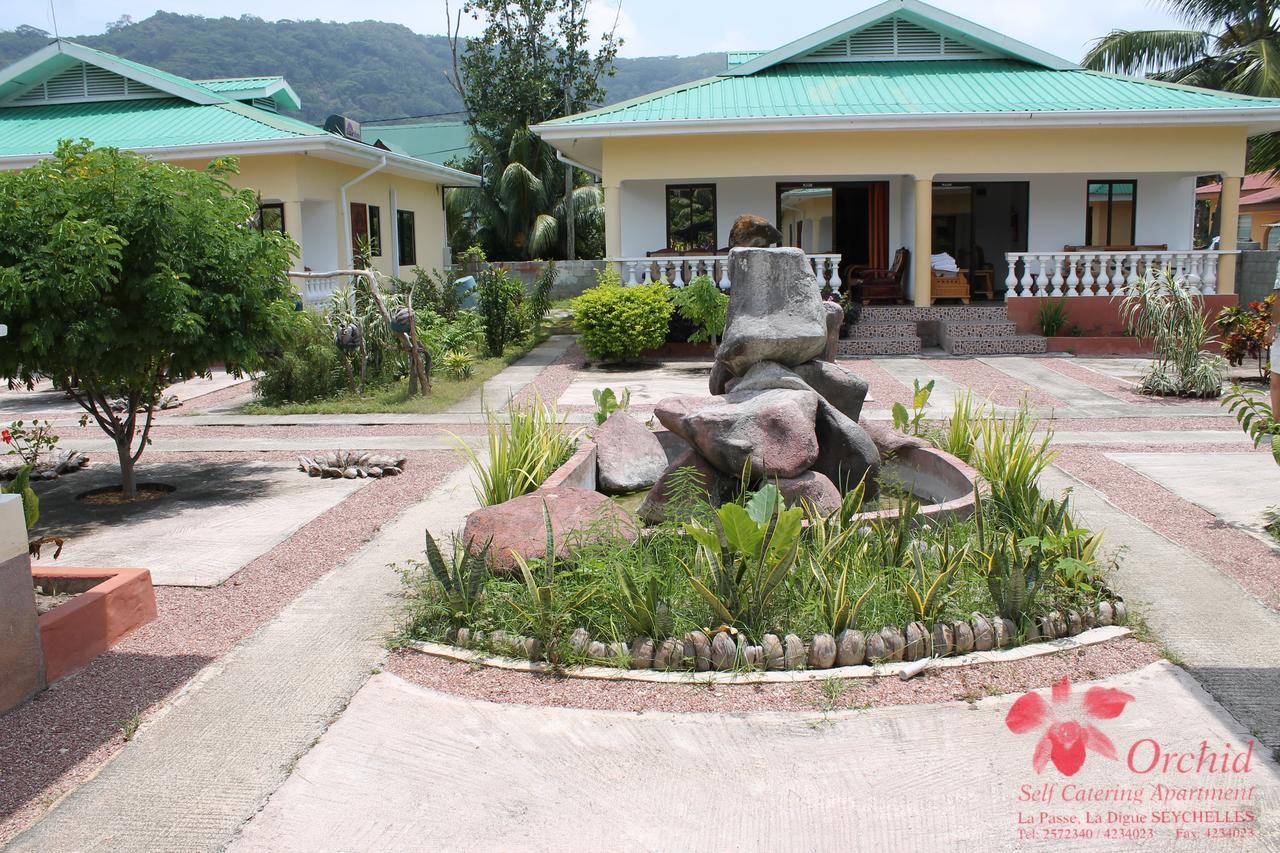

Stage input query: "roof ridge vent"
[{"left": 799, "top": 16, "right": 990, "bottom": 62}]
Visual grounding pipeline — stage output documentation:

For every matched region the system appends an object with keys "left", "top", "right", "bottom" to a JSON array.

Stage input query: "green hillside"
[{"left": 0, "top": 14, "right": 727, "bottom": 124}]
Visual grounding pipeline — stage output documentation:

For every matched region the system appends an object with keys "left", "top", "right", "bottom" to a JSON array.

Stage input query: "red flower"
[
  {"left": 1005, "top": 677, "right": 1134, "bottom": 776},
  {"left": 1, "top": 429, "right": 10, "bottom": 444}
]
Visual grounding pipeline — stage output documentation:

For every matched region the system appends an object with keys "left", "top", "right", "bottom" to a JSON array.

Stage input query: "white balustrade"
[
  {"left": 1003, "top": 251, "right": 1224, "bottom": 299},
  {"left": 612, "top": 254, "right": 843, "bottom": 295}
]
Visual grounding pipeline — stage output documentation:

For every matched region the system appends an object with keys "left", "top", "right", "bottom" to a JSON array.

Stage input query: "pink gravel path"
[
  {"left": 835, "top": 358, "right": 914, "bottom": 410},
  {"left": 174, "top": 380, "right": 254, "bottom": 413},
  {"left": 516, "top": 341, "right": 585, "bottom": 408},
  {"left": 387, "top": 638, "right": 1160, "bottom": 715},
  {"left": 1039, "top": 359, "right": 1231, "bottom": 411},
  {"left": 1053, "top": 448, "right": 1280, "bottom": 612},
  {"left": 931, "top": 359, "right": 1061, "bottom": 409},
  {"left": 1046, "top": 416, "right": 1243, "bottom": 432},
  {"left": 0, "top": 450, "right": 463, "bottom": 845}
]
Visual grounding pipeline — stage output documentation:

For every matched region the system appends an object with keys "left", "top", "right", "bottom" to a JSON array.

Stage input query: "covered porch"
[{"left": 608, "top": 169, "right": 1236, "bottom": 304}]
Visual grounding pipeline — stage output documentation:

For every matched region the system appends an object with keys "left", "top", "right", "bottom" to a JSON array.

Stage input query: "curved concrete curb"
[{"left": 408, "top": 624, "right": 1132, "bottom": 684}]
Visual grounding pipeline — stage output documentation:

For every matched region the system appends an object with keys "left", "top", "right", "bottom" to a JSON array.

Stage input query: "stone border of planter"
[
  {"left": 34, "top": 567, "right": 157, "bottom": 683},
  {"left": 409, "top": 623, "right": 1132, "bottom": 686}
]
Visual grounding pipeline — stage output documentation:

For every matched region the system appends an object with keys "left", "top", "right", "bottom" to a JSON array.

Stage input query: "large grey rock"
[
  {"left": 812, "top": 400, "right": 881, "bottom": 496},
  {"left": 637, "top": 448, "right": 727, "bottom": 525},
  {"left": 595, "top": 411, "right": 668, "bottom": 495},
  {"left": 708, "top": 360, "right": 732, "bottom": 396},
  {"left": 774, "top": 471, "right": 841, "bottom": 515},
  {"left": 716, "top": 248, "right": 829, "bottom": 376},
  {"left": 654, "top": 429, "right": 691, "bottom": 465},
  {"left": 654, "top": 395, "right": 716, "bottom": 434},
  {"left": 728, "top": 361, "right": 810, "bottom": 394},
  {"left": 823, "top": 301, "right": 843, "bottom": 362},
  {"left": 793, "top": 360, "right": 870, "bottom": 423},
  {"left": 675, "top": 388, "right": 820, "bottom": 480}
]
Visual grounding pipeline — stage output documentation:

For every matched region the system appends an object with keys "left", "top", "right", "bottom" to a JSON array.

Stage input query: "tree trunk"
[{"left": 116, "top": 436, "right": 137, "bottom": 499}]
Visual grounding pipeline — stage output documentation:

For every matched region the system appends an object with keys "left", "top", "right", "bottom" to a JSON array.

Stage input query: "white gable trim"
[{"left": 726, "top": 0, "right": 1077, "bottom": 76}]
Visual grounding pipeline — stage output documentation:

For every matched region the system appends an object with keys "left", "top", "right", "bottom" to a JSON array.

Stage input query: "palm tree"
[
  {"left": 1082, "top": 0, "right": 1280, "bottom": 171},
  {"left": 446, "top": 128, "right": 604, "bottom": 261}
]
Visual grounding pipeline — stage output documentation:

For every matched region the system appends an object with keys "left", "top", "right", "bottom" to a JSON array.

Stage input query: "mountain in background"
[{"left": 0, "top": 13, "right": 726, "bottom": 124}]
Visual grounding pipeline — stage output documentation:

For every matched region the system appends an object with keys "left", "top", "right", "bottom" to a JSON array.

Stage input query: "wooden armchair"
[{"left": 852, "top": 248, "right": 909, "bottom": 305}]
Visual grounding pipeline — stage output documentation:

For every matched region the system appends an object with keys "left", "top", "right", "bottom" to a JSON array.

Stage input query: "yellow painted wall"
[
  {"left": 166, "top": 151, "right": 449, "bottom": 276},
  {"left": 599, "top": 124, "right": 1248, "bottom": 295}
]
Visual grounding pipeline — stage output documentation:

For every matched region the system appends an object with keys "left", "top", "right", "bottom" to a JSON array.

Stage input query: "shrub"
[
  {"left": 1222, "top": 385, "right": 1280, "bottom": 464},
  {"left": 1217, "top": 293, "right": 1275, "bottom": 381},
  {"left": 476, "top": 266, "right": 527, "bottom": 357},
  {"left": 456, "top": 397, "right": 579, "bottom": 506},
  {"left": 671, "top": 275, "right": 729, "bottom": 345},
  {"left": 256, "top": 312, "right": 347, "bottom": 404},
  {"left": 571, "top": 279, "right": 672, "bottom": 362},
  {"left": 591, "top": 387, "right": 630, "bottom": 425},
  {"left": 441, "top": 349, "right": 475, "bottom": 380},
  {"left": 1120, "top": 273, "right": 1225, "bottom": 398},
  {"left": 1036, "top": 299, "right": 1069, "bottom": 336}
]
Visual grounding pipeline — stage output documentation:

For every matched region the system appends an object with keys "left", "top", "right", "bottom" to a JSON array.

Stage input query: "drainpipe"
[{"left": 340, "top": 154, "right": 388, "bottom": 270}]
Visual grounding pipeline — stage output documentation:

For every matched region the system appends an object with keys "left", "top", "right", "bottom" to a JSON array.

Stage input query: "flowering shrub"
[
  {"left": 1217, "top": 293, "right": 1275, "bottom": 381},
  {"left": 3, "top": 419, "right": 59, "bottom": 466}
]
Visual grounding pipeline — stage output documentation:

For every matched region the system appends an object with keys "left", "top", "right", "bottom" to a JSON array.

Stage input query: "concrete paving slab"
[
  {"left": 875, "top": 356, "right": 1000, "bottom": 413},
  {"left": 8, "top": 465, "right": 481, "bottom": 853},
  {"left": 980, "top": 356, "right": 1122, "bottom": 411},
  {"left": 1044, "top": 466, "right": 1280, "bottom": 748},
  {"left": 31, "top": 460, "right": 370, "bottom": 586},
  {"left": 230, "top": 664, "right": 1280, "bottom": 852},
  {"left": 1049, "top": 430, "right": 1252, "bottom": 446},
  {"left": 446, "top": 335, "right": 575, "bottom": 414},
  {"left": 558, "top": 361, "right": 715, "bottom": 406},
  {"left": 1108, "top": 452, "right": 1280, "bottom": 544},
  {"left": 65, "top": 435, "right": 483, "bottom": 454},
  {"left": 164, "top": 370, "right": 253, "bottom": 403}
]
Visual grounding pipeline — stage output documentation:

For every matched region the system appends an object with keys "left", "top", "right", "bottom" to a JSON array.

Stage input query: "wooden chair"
[{"left": 853, "top": 248, "right": 909, "bottom": 305}]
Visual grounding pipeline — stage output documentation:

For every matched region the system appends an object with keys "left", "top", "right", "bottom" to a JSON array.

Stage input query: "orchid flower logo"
[{"left": 1005, "top": 677, "right": 1135, "bottom": 776}]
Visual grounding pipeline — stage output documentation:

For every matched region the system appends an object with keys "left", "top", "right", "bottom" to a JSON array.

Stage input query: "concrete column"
[
  {"left": 604, "top": 182, "right": 622, "bottom": 274},
  {"left": 913, "top": 177, "right": 933, "bottom": 307},
  {"left": 1216, "top": 175, "right": 1241, "bottom": 295}
]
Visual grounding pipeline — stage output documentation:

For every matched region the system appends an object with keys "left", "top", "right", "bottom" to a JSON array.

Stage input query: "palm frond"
[{"left": 1082, "top": 28, "right": 1211, "bottom": 75}]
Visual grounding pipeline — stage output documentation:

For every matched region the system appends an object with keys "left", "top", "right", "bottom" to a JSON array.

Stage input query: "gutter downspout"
[
  {"left": 339, "top": 154, "right": 388, "bottom": 269},
  {"left": 555, "top": 150, "right": 601, "bottom": 179}
]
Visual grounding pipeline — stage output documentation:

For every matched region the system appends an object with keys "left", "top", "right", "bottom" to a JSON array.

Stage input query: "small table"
[{"left": 930, "top": 270, "right": 971, "bottom": 304}]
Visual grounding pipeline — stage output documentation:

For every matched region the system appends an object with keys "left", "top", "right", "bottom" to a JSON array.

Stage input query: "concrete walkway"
[
  {"left": 1043, "top": 466, "right": 1280, "bottom": 749},
  {"left": 7, "top": 464, "right": 480, "bottom": 852},
  {"left": 229, "top": 664, "right": 1280, "bottom": 852}
]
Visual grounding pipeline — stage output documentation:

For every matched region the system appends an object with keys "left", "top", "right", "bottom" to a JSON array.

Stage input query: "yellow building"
[
  {"left": 0, "top": 40, "right": 478, "bottom": 293},
  {"left": 536, "top": 0, "right": 1280, "bottom": 309}
]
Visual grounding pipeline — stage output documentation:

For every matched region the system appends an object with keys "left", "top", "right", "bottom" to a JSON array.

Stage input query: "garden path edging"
[{"left": 408, "top": 625, "right": 1132, "bottom": 685}]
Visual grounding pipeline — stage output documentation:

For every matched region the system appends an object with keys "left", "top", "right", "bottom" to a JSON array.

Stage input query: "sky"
[{"left": 5, "top": 0, "right": 1188, "bottom": 63}]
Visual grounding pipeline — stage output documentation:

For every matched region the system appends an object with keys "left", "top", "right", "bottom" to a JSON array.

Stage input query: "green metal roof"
[
  {"left": 196, "top": 76, "right": 302, "bottom": 111},
  {"left": 199, "top": 76, "right": 288, "bottom": 92},
  {"left": 549, "top": 60, "right": 1280, "bottom": 126},
  {"left": 0, "top": 98, "right": 321, "bottom": 157},
  {"left": 365, "top": 121, "right": 472, "bottom": 165}
]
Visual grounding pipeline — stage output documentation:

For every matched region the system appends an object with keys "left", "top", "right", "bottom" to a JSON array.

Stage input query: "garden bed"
[{"left": 32, "top": 567, "right": 157, "bottom": 683}]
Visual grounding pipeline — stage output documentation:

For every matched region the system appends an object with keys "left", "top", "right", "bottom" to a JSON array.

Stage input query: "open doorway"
[
  {"left": 777, "top": 181, "right": 889, "bottom": 278},
  {"left": 931, "top": 181, "right": 1028, "bottom": 301}
]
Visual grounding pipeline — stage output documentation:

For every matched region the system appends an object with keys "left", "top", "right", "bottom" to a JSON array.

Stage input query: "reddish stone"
[
  {"left": 859, "top": 418, "right": 926, "bottom": 460},
  {"left": 462, "top": 488, "right": 638, "bottom": 574},
  {"left": 773, "top": 471, "right": 841, "bottom": 515},
  {"left": 677, "top": 388, "right": 820, "bottom": 479},
  {"left": 638, "top": 448, "right": 728, "bottom": 525},
  {"left": 728, "top": 214, "right": 783, "bottom": 248}
]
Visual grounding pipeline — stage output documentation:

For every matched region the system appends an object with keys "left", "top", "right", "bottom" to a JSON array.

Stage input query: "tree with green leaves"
[
  {"left": 446, "top": 0, "right": 618, "bottom": 260},
  {"left": 1083, "top": 0, "right": 1280, "bottom": 172},
  {"left": 0, "top": 141, "right": 297, "bottom": 498}
]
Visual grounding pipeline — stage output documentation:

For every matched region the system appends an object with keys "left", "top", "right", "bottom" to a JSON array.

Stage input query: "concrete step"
[
  {"left": 838, "top": 336, "right": 921, "bottom": 356},
  {"left": 859, "top": 305, "right": 1008, "bottom": 323},
  {"left": 845, "top": 320, "right": 919, "bottom": 340},
  {"left": 938, "top": 320, "right": 1019, "bottom": 339},
  {"left": 942, "top": 334, "right": 1048, "bottom": 356}
]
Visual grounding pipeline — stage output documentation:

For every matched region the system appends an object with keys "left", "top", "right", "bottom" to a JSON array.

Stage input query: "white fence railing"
[
  {"left": 288, "top": 269, "right": 377, "bottom": 310},
  {"left": 613, "top": 254, "right": 844, "bottom": 294},
  {"left": 1003, "top": 250, "right": 1225, "bottom": 299}
]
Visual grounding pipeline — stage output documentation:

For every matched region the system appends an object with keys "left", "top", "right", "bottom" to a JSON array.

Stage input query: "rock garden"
[{"left": 401, "top": 248, "right": 1128, "bottom": 678}]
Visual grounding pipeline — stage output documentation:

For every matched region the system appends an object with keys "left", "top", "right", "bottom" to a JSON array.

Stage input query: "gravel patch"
[
  {"left": 1039, "top": 359, "right": 1229, "bottom": 411},
  {"left": 0, "top": 450, "right": 463, "bottom": 845},
  {"left": 835, "top": 358, "right": 913, "bottom": 410},
  {"left": 387, "top": 638, "right": 1160, "bottom": 714},
  {"left": 175, "top": 380, "right": 254, "bottom": 413},
  {"left": 1048, "top": 416, "right": 1243, "bottom": 431},
  {"left": 1054, "top": 448, "right": 1280, "bottom": 612},
  {"left": 518, "top": 342, "right": 585, "bottom": 409},
  {"left": 931, "top": 359, "right": 1061, "bottom": 409}
]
